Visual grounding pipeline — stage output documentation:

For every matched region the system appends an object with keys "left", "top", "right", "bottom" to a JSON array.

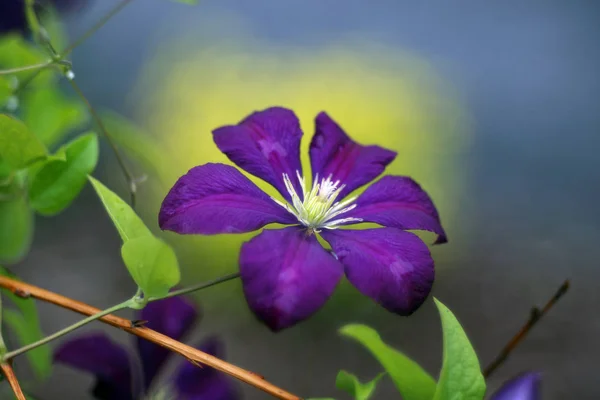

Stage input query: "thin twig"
[
  {"left": 483, "top": 280, "right": 570, "bottom": 378},
  {"left": 3, "top": 300, "right": 131, "bottom": 360},
  {"left": 0, "top": 61, "right": 54, "bottom": 75},
  {"left": 0, "top": 275, "right": 301, "bottom": 400},
  {"left": 12, "top": 0, "right": 135, "bottom": 115},
  {"left": 149, "top": 272, "right": 241, "bottom": 301},
  {"left": 68, "top": 79, "right": 137, "bottom": 207},
  {"left": 62, "top": 0, "right": 135, "bottom": 57},
  {"left": 0, "top": 362, "right": 26, "bottom": 400}
]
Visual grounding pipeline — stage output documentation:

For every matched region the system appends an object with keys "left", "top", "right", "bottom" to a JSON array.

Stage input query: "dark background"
[{"left": 11, "top": 1, "right": 600, "bottom": 399}]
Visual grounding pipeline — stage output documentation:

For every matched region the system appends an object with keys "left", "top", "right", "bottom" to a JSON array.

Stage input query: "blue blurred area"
[{"left": 14, "top": 1, "right": 600, "bottom": 399}]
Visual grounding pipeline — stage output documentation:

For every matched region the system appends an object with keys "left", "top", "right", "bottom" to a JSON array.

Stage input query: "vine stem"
[
  {"left": 0, "top": 275, "right": 301, "bottom": 400},
  {"left": 148, "top": 272, "right": 241, "bottom": 302},
  {"left": 62, "top": 0, "right": 136, "bottom": 57},
  {"left": 0, "top": 61, "right": 54, "bottom": 75},
  {"left": 2, "top": 300, "right": 132, "bottom": 360},
  {"left": 68, "top": 79, "right": 138, "bottom": 207},
  {"left": 16, "top": 0, "right": 139, "bottom": 208},
  {"left": 0, "top": 362, "right": 26, "bottom": 400},
  {"left": 483, "top": 280, "right": 570, "bottom": 378}
]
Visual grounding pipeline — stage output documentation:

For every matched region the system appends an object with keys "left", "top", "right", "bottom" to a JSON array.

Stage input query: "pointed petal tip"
[
  {"left": 158, "top": 163, "right": 295, "bottom": 235},
  {"left": 310, "top": 113, "right": 397, "bottom": 199},
  {"left": 490, "top": 372, "right": 542, "bottom": 400},
  {"left": 212, "top": 108, "right": 304, "bottom": 200}
]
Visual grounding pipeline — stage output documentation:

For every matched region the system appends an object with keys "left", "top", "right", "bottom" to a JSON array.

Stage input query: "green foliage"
[
  {"left": 121, "top": 236, "right": 180, "bottom": 298},
  {"left": 335, "top": 370, "right": 385, "bottom": 400},
  {"left": 173, "top": 0, "right": 199, "bottom": 4},
  {"left": 89, "top": 176, "right": 151, "bottom": 241},
  {"left": 89, "top": 177, "right": 180, "bottom": 298},
  {"left": 22, "top": 87, "right": 88, "bottom": 148},
  {"left": 0, "top": 114, "right": 46, "bottom": 169},
  {"left": 339, "top": 324, "right": 436, "bottom": 400},
  {"left": 29, "top": 133, "right": 99, "bottom": 215},
  {"left": 0, "top": 76, "right": 12, "bottom": 108},
  {"left": 432, "top": 299, "right": 486, "bottom": 400},
  {"left": 0, "top": 162, "right": 33, "bottom": 263},
  {"left": 0, "top": 191, "right": 33, "bottom": 264},
  {"left": 0, "top": 267, "right": 51, "bottom": 381}
]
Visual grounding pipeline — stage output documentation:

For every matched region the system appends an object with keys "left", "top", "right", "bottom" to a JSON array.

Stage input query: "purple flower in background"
[
  {"left": 159, "top": 107, "right": 447, "bottom": 331},
  {"left": 489, "top": 372, "right": 541, "bottom": 400},
  {"left": 54, "top": 297, "right": 239, "bottom": 400}
]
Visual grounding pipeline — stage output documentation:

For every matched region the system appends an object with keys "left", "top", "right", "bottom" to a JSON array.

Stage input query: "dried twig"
[
  {"left": 0, "top": 362, "right": 26, "bottom": 400},
  {"left": 483, "top": 280, "right": 570, "bottom": 378},
  {"left": 0, "top": 275, "right": 301, "bottom": 400}
]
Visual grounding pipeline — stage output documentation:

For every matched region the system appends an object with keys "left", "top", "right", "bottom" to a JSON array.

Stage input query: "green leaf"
[
  {"left": 29, "top": 133, "right": 99, "bottom": 215},
  {"left": 22, "top": 87, "right": 87, "bottom": 148},
  {"left": 0, "top": 165, "right": 33, "bottom": 263},
  {"left": 432, "top": 298, "right": 486, "bottom": 400},
  {"left": 339, "top": 324, "right": 436, "bottom": 400},
  {"left": 0, "top": 195, "right": 33, "bottom": 264},
  {"left": 89, "top": 177, "right": 179, "bottom": 296},
  {"left": 121, "top": 236, "right": 180, "bottom": 298},
  {"left": 0, "top": 114, "right": 46, "bottom": 169},
  {"left": 0, "top": 76, "right": 12, "bottom": 108},
  {"left": 172, "top": 0, "right": 198, "bottom": 4},
  {"left": 0, "top": 267, "right": 51, "bottom": 381},
  {"left": 88, "top": 176, "right": 151, "bottom": 241},
  {"left": 336, "top": 370, "right": 385, "bottom": 400}
]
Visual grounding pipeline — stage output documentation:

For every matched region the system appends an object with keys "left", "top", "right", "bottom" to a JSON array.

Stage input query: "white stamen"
[{"left": 271, "top": 171, "right": 362, "bottom": 232}]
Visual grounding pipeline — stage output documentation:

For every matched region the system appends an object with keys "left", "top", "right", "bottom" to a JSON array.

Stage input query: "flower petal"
[
  {"left": 136, "top": 296, "right": 199, "bottom": 390},
  {"left": 240, "top": 227, "right": 343, "bottom": 331},
  {"left": 490, "top": 372, "right": 542, "bottom": 400},
  {"left": 159, "top": 163, "right": 296, "bottom": 234},
  {"left": 212, "top": 107, "right": 304, "bottom": 200},
  {"left": 54, "top": 333, "right": 136, "bottom": 400},
  {"left": 321, "top": 228, "right": 434, "bottom": 315},
  {"left": 309, "top": 112, "right": 397, "bottom": 199},
  {"left": 174, "top": 336, "right": 240, "bottom": 400},
  {"left": 345, "top": 175, "right": 447, "bottom": 244}
]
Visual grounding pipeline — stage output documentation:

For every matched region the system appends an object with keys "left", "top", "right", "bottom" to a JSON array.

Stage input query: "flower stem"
[
  {"left": 2, "top": 299, "right": 132, "bottom": 361},
  {"left": 148, "top": 272, "right": 241, "bottom": 302}
]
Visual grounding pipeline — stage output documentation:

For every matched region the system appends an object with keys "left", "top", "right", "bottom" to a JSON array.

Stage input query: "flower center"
[{"left": 272, "top": 171, "right": 362, "bottom": 232}]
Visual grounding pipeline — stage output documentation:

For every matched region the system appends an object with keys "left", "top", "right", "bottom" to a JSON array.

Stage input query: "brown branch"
[
  {"left": 0, "top": 276, "right": 301, "bottom": 400},
  {"left": 483, "top": 279, "right": 570, "bottom": 378},
  {"left": 0, "top": 362, "right": 27, "bottom": 400}
]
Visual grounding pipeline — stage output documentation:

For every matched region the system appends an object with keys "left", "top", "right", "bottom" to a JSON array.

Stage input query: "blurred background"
[{"left": 4, "top": 0, "right": 600, "bottom": 398}]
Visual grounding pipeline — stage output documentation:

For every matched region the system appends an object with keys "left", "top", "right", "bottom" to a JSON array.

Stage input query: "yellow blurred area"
[{"left": 126, "top": 34, "right": 471, "bottom": 318}]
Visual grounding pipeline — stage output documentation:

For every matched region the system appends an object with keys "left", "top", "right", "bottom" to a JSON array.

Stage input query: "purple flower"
[
  {"left": 54, "top": 297, "right": 240, "bottom": 400},
  {"left": 489, "top": 372, "right": 541, "bottom": 400},
  {"left": 159, "top": 107, "right": 447, "bottom": 331}
]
